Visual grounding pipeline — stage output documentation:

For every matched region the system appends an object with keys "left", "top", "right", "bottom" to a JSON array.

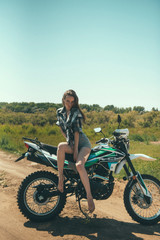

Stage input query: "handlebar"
[{"left": 96, "top": 138, "right": 108, "bottom": 144}]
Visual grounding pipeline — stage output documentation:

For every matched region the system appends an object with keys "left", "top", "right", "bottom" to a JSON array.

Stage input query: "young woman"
[{"left": 56, "top": 90, "right": 95, "bottom": 213}]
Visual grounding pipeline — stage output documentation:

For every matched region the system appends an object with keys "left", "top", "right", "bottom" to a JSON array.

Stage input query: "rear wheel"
[
  {"left": 124, "top": 174, "right": 160, "bottom": 225},
  {"left": 17, "top": 171, "right": 66, "bottom": 222}
]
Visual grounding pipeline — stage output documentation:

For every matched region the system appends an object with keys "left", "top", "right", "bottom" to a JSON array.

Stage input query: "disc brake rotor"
[
  {"left": 132, "top": 189, "right": 152, "bottom": 209},
  {"left": 33, "top": 190, "right": 50, "bottom": 205}
]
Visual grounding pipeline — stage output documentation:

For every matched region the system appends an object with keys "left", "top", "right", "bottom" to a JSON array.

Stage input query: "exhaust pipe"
[{"left": 92, "top": 174, "right": 109, "bottom": 181}]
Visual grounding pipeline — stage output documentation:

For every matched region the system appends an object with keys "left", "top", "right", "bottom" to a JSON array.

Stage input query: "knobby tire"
[{"left": 17, "top": 171, "right": 66, "bottom": 222}]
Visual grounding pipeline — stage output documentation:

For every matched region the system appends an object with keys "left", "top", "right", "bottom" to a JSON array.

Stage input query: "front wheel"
[
  {"left": 124, "top": 174, "right": 160, "bottom": 225},
  {"left": 17, "top": 171, "right": 66, "bottom": 222}
]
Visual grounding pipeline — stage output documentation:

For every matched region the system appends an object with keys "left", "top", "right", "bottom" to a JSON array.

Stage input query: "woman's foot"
[
  {"left": 87, "top": 197, "right": 95, "bottom": 213},
  {"left": 58, "top": 175, "right": 64, "bottom": 193}
]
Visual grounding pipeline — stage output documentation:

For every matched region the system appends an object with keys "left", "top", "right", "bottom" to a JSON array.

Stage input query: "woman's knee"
[
  {"left": 57, "top": 142, "right": 73, "bottom": 155},
  {"left": 76, "top": 161, "right": 84, "bottom": 172},
  {"left": 57, "top": 142, "right": 66, "bottom": 151}
]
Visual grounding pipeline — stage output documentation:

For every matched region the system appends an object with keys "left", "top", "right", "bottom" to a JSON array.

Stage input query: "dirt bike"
[{"left": 16, "top": 116, "right": 160, "bottom": 225}]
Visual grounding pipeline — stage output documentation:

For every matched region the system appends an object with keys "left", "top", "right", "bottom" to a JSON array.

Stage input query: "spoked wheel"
[
  {"left": 124, "top": 174, "right": 160, "bottom": 225},
  {"left": 17, "top": 171, "right": 66, "bottom": 222}
]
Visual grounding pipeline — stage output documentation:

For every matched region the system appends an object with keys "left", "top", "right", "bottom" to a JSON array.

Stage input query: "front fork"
[
  {"left": 124, "top": 155, "right": 152, "bottom": 204},
  {"left": 134, "top": 172, "right": 152, "bottom": 204}
]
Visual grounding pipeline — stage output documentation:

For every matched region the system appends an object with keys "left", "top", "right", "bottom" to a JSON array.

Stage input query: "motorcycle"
[{"left": 16, "top": 116, "right": 160, "bottom": 225}]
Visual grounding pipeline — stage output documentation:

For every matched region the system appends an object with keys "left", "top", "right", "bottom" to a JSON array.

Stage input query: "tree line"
[{"left": 0, "top": 102, "right": 158, "bottom": 114}]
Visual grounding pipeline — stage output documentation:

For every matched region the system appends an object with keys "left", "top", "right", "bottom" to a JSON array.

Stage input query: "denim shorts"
[{"left": 78, "top": 132, "right": 91, "bottom": 151}]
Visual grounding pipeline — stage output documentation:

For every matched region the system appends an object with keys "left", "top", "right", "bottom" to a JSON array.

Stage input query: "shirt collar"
[{"left": 59, "top": 107, "right": 77, "bottom": 114}]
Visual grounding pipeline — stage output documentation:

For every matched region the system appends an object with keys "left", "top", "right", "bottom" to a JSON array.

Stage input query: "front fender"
[
  {"left": 130, "top": 154, "right": 156, "bottom": 161},
  {"left": 115, "top": 153, "right": 156, "bottom": 174}
]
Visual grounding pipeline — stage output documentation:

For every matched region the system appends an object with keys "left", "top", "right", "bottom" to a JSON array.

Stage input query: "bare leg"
[
  {"left": 76, "top": 147, "right": 95, "bottom": 213},
  {"left": 57, "top": 142, "right": 73, "bottom": 192}
]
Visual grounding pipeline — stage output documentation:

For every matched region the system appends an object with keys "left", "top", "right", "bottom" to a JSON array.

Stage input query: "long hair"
[{"left": 62, "top": 89, "right": 85, "bottom": 122}]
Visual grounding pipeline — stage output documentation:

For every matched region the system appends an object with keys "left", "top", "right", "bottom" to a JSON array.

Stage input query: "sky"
[{"left": 0, "top": 0, "right": 160, "bottom": 111}]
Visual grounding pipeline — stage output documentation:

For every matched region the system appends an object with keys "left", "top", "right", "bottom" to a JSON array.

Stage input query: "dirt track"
[{"left": 0, "top": 150, "right": 159, "bottom": 240}]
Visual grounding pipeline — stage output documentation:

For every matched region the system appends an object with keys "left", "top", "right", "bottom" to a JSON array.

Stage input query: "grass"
[
  {"left": 129, "top": 140, "right": 160, "bottom": 159},
  {"left": 0, "top": 124, "right": 63, "bottom": 153},
  {"left": 115, "top": 141, "right": 160, "bottom": 180},
  {"left": 0, "top": 123, "right": 159, "bottom": 180}
]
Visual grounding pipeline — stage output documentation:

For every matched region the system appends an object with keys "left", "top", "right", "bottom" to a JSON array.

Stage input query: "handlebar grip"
[
  {"left": 96, "top": 138, "right": 104, "bottom": 144},
  {"left": 96, "top": 138, "right": 108, "bottom": 144},
  {"left": 22, "top": 137, "right": 40, "bottom": 144},
  {"left": 23, "top": 137, "right": 33, "bottom": 141}
]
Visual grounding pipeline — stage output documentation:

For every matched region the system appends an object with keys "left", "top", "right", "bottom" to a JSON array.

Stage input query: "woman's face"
[{"left": 64, "top": 95, "right": 75, "bottom": 112}]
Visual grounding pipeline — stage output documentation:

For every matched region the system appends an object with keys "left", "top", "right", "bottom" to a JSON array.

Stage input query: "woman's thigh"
[
  {"left": 76, "top": 147, "right": 91, "bottom": 165},
  {"left": 58, "top": 142, "right": 73, "bottom": 154}
]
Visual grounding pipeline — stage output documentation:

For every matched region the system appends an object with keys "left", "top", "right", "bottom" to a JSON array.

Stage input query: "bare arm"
[
  {"left": 60, "top": 127, "right": 66, "bottom": 139},
  {"left": 73, "top": 131, "right": 79, "bottom": 161}
]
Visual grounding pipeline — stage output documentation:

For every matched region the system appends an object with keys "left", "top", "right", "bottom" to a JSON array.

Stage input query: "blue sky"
[{"left": 0, "top": 0, "right": 160, "bottom": 110}]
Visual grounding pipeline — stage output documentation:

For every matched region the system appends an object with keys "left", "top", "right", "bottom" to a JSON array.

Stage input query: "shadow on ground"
[{"left": 24, "top": 216, "right": 160, "bottom": 240}]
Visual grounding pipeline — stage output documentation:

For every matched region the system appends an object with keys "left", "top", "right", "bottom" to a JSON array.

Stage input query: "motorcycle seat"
[{"left": 41, "top": 143, "right": 74, "bottom": 162}]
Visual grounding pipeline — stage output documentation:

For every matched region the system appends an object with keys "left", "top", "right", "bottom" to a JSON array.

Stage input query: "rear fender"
[{"left": 25, "top": 141, "right": 40, "bottom": 151}]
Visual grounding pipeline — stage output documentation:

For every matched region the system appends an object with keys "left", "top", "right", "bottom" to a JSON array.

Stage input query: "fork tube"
[
  {"left": 126, "top": 154, "right": 151, "bottom": 199},
  {"left": 122, "top": 141, "right": 137, "bottom": 176},
  {"left": 126, "top": 154, "right": 137, "bottom": 175},
  {"left": 123, "top": 164, "right": 130, "bottom": 177}
]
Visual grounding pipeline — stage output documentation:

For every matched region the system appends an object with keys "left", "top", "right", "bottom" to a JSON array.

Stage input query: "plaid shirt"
[{"left": 56, "top": 107, "right": 83, "bottom": 145}]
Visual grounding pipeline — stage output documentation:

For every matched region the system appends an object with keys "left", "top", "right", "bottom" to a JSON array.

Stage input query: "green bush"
[
  {"left": 28, "top": 126, "right": 37, "bottom": 135},
  {"left": 130, "top": 134, "right": 144, "bottom": 142},
  {"left": 48, "top": 129, "right": 56, "bottom": 135},
  {"left": 0, "top": 135, "right": 16, "bottom": 151}
]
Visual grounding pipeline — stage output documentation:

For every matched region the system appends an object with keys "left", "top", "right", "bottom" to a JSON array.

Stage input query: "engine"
[
  {"left": 94, "top": 163, "right": 109, "bottom": 177},
  {"left": 76, "top": 174, "right": 114, "bottom": 200}
]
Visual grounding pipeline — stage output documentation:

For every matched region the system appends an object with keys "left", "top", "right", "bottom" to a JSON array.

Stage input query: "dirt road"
[{"left": 0, "top": 150, "right": 159, "bottom": 240}]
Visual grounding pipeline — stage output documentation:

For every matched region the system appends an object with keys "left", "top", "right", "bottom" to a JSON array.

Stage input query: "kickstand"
[{"left": 77, "top": 194, "right": 91, "bottom": 220}]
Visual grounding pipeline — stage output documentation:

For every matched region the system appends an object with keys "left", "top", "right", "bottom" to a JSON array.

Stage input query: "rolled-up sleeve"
[
  {"left": 56, "top": 109, "right": 61, "bottom": 126},
  {"left": 56, "top": 120, "right": 60, "bottom": 126}
]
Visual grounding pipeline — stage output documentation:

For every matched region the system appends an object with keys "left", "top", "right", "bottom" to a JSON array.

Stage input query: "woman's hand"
[{"left": 73, "top": 148, "right": 78, "bottom": 162}]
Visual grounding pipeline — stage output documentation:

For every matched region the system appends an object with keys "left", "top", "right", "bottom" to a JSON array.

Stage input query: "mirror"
[
  {"left": 94, "top": 127, "right": 102, "bottom": 133},
  {"left": 118, "top": 115, "right": 121, "bottom": 124},
  {"left": 117, "top": 115, "right": 121, "bottom": 129}
]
